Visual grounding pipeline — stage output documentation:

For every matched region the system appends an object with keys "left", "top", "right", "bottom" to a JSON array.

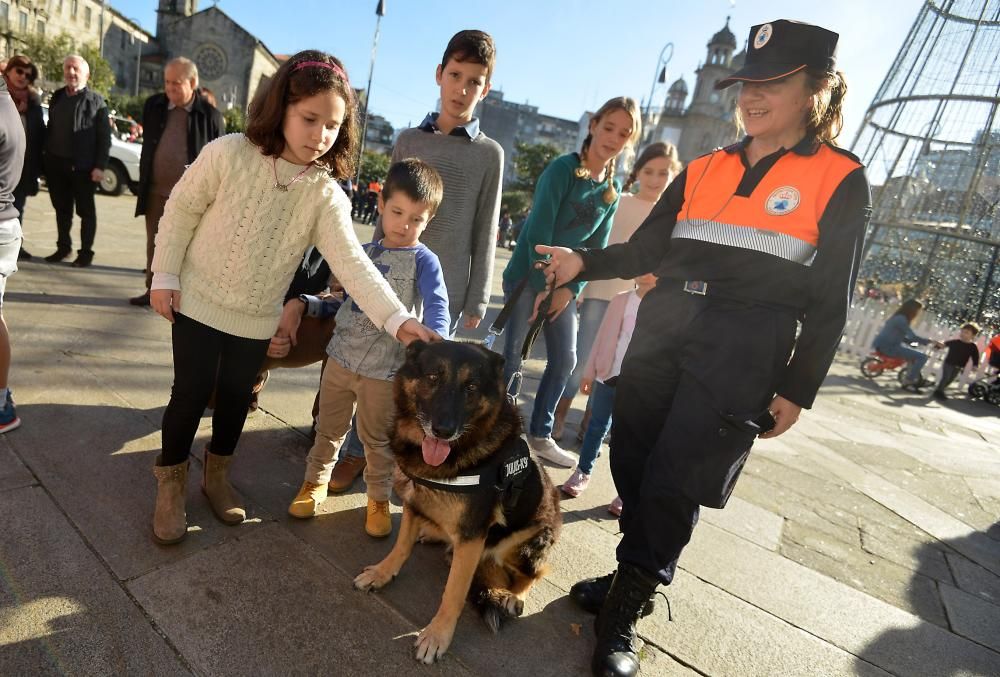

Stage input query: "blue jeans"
[
  {"left": 564, "top": 298, "right": 610, "bottom": 396},
  {"left": 339, "top": 424, "right": 365, "bottom": 459},
  {"left": 876, "top": 343, "right": 928, "bottom": 383},
  {"left": 500, "top": 279, "right": 578, "bottom": 438},
  {"left": 578, "top": 380, "right": 615, "bottom": 475}
]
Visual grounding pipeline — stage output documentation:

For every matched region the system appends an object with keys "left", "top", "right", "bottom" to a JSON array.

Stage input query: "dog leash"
[{"left": 482, "top": 276, "right": 555, "bottom": 402}]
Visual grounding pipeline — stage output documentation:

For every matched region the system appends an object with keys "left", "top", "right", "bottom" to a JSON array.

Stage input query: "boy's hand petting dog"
[{"left": 150, "top": 289, "right": 181, "bottom": 323}]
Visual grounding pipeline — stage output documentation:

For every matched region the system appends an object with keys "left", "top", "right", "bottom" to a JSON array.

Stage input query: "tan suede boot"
[
  {"left": 202, "top": 448, "right": 246, "bottom": 525},
  {"left": 152, "top": 456, "right": 188, "bottom": 545}
]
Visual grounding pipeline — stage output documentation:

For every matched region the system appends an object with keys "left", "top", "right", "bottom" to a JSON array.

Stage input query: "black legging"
[{"left": 160, "top": 313, "right": 269, "bottom": 465}]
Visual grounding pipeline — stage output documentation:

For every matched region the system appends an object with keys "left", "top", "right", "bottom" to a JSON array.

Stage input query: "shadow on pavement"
[{"left": 856, "top": 522, "right": 1000, "bottom": 676}]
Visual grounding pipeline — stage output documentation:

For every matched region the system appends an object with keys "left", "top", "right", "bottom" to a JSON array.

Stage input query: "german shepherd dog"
[{"left": 353, "top": 340, "right": 562, "bottom": 664}]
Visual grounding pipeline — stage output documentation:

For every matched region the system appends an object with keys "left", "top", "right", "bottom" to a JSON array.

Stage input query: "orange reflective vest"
[{"left": 674, "top": 144, "right": 862, "bottom": 265}]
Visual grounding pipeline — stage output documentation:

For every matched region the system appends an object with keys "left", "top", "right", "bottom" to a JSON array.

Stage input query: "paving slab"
[
  {"left": 946, "top": 552, "right": 1000, "bottom": 605},
  {"left": 6, "top": 366, "right": 270, "bottom": 581},
  {"left": 940, "top": 583, "right": 1000, "bottom": 654},
  {"left": 551, "top": 518, "right": 891, "bottom": 677},
  {"left": 0, "top": 437, "right": 35, "bottom": 492},
  {"left": 683, "top": 521, "right": 1000, "bottom": 676},
  {"left": 128, "top": 522, "right": 476, "bottom": 676},
  {"left": 0, "top": 486, "right": 188, "bottom": 675}
]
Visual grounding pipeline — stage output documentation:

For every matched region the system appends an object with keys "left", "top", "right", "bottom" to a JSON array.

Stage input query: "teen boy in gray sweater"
[{"left": 377, "top": 29, "right": 503, "bottom": 335}]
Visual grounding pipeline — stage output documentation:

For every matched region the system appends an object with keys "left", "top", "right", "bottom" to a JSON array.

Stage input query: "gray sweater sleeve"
[{"left": 466, "top": 142, "right": 503, "bottom": 319}]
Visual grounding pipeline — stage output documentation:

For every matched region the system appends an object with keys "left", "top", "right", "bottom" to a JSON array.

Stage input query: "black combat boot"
[
  {"left": 591, "top": 563, "right": 660, "bottom": 677},
  {"left": 570, "top": 571, "right": 656, "bottom": 616}
]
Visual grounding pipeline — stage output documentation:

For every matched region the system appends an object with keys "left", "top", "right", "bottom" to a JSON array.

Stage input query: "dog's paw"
[
  {"left": 353, "top": 565, "right": 394, "bottom": 591},
  {"left": 478, "top": 589, "right": 525, "bottom": 633},
  {"left": 413, "top": 619, "right": 454, "bottom": 664}
]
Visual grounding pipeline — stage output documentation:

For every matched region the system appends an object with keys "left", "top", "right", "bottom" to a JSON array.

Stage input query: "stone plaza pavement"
[{"left": 1, "top": 192, "right": 999, "bottom": 676}]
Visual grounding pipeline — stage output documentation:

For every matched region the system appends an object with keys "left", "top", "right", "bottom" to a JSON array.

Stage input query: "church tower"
[
  {"left": 157, "top": 0, "right": 198, "bottom": 37},
  {"left": 676, "top": 17, "right": 740, "bottom": 163},
  {"left": 688, "top": 17, "right": 736, "bottom": 118}
]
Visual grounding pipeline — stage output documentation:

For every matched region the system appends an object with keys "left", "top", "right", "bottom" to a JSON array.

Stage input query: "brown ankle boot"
[
  {"left": 202, "top": 448, "right": 246, "bottom": 525},
  {"left": 553, "top": 396, "right": 573, "bottom": 440},
  {"left": 152, "top": 456, "right": 188, "bottom": 544}
]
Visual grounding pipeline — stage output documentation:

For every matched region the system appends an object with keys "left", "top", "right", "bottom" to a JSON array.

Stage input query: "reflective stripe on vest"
[{"left": 674, "top": 145, "right": 861, "bottom": 265}]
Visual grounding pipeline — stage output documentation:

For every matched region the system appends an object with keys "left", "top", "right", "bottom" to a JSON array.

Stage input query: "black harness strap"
[{"left": 401, "top": 437, "right": 533, "bottom": 521}]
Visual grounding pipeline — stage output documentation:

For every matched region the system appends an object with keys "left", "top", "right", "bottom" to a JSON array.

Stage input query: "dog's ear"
[
  {"left": 482, "top": 345, "right": 505, "bottom": 379},
  {"left": 405, "top": 340, "right": 428, "bottom": 364}
]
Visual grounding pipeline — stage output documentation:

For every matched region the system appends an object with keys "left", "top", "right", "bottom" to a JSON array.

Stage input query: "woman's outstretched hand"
[{"left": 533, "top": 245, "right": 584, "bottom": 288}]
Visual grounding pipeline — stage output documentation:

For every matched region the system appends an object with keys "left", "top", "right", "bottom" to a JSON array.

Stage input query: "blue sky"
[{"left": 110, "top": 0, "right": 922, "bottom": 147}]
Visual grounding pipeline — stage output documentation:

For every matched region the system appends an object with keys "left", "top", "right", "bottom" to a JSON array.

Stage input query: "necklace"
[{"left": 272, "top": 157, "right": 313, "bottom": 192}]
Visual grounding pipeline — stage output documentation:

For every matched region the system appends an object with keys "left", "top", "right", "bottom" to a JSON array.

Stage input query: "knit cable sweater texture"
[{"left": 152, "top": 134, "right": 408, "bottom": 340}]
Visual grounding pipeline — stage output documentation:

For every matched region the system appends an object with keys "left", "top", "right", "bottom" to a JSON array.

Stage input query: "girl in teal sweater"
[{"left": 500, "top": 97, "right": 640, "bottom": 467}]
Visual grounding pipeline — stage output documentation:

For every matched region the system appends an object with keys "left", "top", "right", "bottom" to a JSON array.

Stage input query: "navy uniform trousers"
[{"left": 610, "top": 282, "right": 799, "bottom": 584}]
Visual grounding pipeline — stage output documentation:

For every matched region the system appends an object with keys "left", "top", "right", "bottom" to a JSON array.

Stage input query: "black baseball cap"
[{"left": 716, "top": 20, "right": 838, "bottom": 89}]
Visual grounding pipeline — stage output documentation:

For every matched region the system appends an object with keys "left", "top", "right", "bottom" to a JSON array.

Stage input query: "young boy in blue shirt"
[
  {"left": 287, "top": 158, "right": 450, "bottom": 538},
  {"left": 333, "top": 29, "right": 504, "bottom": 491}
]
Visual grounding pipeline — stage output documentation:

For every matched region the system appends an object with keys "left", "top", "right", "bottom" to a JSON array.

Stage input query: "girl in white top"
[
  {"left": 148, "top": 50, "right": 437, "bottom": 545},
  {"left": 554, "top": 142, "right": 681, "bottom": 440}
]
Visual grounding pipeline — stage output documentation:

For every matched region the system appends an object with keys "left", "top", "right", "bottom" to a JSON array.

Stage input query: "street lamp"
[
  {"left": 129, "top": 28, "right": 143, "bottom": 97},
  {"left": 643, "top": 43, "right": 673, "bottom": 144},
  {"left": 355, "top": 0, "right": 386, "bottom": 186}
]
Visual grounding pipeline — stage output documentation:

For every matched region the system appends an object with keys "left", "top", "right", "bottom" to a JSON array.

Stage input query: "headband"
[{"left": 292, "top": 60, "right": 350, "bottom": 86}]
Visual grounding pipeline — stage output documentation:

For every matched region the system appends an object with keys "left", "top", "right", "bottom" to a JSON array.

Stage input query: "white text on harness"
[{"left": 505, "top": 457, "right": 529, "bottom": 477}]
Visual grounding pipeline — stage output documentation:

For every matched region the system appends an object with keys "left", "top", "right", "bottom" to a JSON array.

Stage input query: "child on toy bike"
[{"left": 872, "top": 299, "right": 943, "bottom": 389}]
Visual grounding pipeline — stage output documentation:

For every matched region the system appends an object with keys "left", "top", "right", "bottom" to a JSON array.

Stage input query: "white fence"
[{"left": 838, "top": 299, "right": 994, "bottom": 388}]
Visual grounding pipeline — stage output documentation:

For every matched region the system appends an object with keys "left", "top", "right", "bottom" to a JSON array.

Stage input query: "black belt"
[{"left": 679, "top": 279, "right": 800, "bottom": 316}]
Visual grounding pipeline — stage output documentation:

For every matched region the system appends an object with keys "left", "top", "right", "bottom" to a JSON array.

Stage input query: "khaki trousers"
[{"left": 304, "top": 359, "right": 396, "bottom": 500}]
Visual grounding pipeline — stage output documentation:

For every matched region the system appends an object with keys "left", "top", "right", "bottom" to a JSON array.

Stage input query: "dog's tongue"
[{"left": 421, "top": 435, "right": 451, "bottom": 466}]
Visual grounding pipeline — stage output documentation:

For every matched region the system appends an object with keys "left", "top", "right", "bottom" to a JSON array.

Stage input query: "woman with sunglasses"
[{"left": 2, "top": 56, "right": 44, "bottom": 261}]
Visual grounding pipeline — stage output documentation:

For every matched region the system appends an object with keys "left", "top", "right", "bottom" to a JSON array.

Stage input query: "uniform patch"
[
  {"left": 754, "top": 24, "right": 773, "bottom": 49},
  {"left": 765, "top": 186, "right": 800, "bottom": 215}
]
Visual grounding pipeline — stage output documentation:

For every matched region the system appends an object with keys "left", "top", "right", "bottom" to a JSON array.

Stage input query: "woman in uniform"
[{"left": 536, "top": 20, "right": 872, "bottom": 677}]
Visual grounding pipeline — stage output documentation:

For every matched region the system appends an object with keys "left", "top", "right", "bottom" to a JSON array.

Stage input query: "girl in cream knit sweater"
[{"left": 148, "top": 51, "right": 437, "bottom": 545}]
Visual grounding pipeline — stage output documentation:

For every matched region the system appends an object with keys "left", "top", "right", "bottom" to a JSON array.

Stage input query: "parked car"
[{"left": 41, "top": 105, "right": 142, "bottom": 196}]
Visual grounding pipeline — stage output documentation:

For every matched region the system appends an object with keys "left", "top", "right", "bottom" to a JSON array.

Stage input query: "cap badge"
[
  {"left": 765, "top": 186, "right": 800, "bottom": 215},
  {"left": 754, "top": 24, "right": 773, "bottom": 49}
]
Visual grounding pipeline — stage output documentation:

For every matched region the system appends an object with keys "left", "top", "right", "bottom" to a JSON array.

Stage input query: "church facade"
[
  {"left": 647, "top": 20, "right": 744, "bottom": 164},
  {"left": 148, "top": 1, "right": 279, "bottom": 112},
  {"left": 0, "top": 0, "right": 277, "bottom": 111}
]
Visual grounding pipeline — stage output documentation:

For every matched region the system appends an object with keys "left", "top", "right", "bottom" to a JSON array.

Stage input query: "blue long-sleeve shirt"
[
  {"left": 873, "top": 314, "right": 930, "bottom": 352},
  {"left": 302, "top": 241, "right": 450, "bottom": 380}
]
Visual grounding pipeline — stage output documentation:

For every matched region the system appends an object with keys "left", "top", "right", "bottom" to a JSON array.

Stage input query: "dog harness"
[{"left": 401, "top": 437, "right": 534, "bottom": 518}]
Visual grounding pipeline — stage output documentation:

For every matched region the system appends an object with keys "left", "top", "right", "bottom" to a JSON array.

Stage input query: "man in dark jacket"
[
  {"left": 129, "top": 57, "right": 224, "bottom": 306},
  {"left": 43, "top": 55, "right": 111, "bottom": 267}
]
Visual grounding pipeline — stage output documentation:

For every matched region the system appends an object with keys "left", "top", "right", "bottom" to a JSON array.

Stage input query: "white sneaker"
[{"left": 528, "top": 436, "right": 577, "bottom": 468}]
